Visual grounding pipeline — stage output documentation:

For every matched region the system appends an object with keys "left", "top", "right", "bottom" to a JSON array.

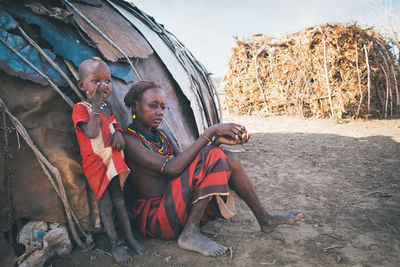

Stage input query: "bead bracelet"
[
  {"left": 200, "top": 133, "right": 212, "bottom": 143},
  {"left": 161, "top": 155, "right": 173, "bottom": 174}
]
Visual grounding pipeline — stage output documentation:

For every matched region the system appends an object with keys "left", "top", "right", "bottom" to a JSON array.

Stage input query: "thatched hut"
[
  {"left": 0, "top": 0, "right": 220, "bottom": 261},
  {"left": 224, "top": 23, "right": 400, "bottom": 119}
]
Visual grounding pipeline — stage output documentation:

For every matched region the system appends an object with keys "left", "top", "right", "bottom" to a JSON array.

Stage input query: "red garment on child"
[{"left": 72, "top": 102, "right": 130, "bottom": 201}]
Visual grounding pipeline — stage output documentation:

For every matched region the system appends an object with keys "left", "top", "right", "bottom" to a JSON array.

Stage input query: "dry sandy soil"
[{"left": 48, "top": 113, "right": 400, "bottom": 266}]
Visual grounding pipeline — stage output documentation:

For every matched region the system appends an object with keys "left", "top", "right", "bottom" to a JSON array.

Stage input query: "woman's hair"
[{"left": 124, "top": 81, "right": 162, "bottom": 108}]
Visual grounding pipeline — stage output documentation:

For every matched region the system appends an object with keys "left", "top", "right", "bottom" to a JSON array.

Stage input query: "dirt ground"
[{"left": 47, "top": 113, "right": 400, "bottom": 267}]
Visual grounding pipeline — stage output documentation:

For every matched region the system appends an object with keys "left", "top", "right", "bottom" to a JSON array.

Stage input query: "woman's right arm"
[{"left": 124, "top": 123, "right": 247, "bottom": 178}]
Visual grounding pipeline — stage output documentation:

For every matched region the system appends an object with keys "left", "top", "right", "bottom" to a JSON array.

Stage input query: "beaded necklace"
[
  {"left": 83, "top": 101, "right": 107, "bottom": 110},
  {"left": 127, "top": 124, "right": 173, "bottom": 156}
]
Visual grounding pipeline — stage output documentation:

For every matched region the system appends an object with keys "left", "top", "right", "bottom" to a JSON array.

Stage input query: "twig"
[
  {"left": 379, "top": 48, "right": 393, "bottom": 116},
  {"left": 364, "top": 44, "right": 371, "bottom": 111},
  {"left": 366, "top": 190, "right": 383, "bottom": 196},
  {"left": 355, "top": 39, "right": 363, "bottom": 118},
  {"left": 323, "top": 244, "right": 343, "bottom": 252},
  {"left": 260, "top": 259, "right": 277, "bottom": 265},
  {"left": 380, "top": 65, "right": 389, "bottom": 117},
  {"left": 391, "top": 64, "right": 399, "bottom": 106},
  {"left": 304, "top": 217, "right": 315, "bottom": 224},
  {"left": 380, "top": 43, "right": 396, "bottom": 112},
  {"left": 386, "top": 222, "right": 398, "bottom": 234},
  {"left": 322, "top": 233, "right": 345, "bottom": 241},
  {"left": 95, "top": 248, "right": 112, "bottom": 257},
  {"left": 228, "top": 247, "right": 234, "bottom": 262}
]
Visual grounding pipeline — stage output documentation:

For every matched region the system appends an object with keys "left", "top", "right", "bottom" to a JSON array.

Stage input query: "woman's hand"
[
  {"left": 111, "top": 131, "right": 125, "bottom": 151},
  {"left": 206, "top": 123, "right": 249, "bottom": 141},
  {"left": 213, "top": 125, "right": 250, "bottom": 146},
  {"left": 204, "top": 123, "right": 243, "bottom": 139}
]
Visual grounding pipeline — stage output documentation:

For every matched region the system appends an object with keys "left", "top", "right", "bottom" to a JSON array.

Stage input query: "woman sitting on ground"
[{"left": 123, "top": 81, "right": 303, "bottom": 257}]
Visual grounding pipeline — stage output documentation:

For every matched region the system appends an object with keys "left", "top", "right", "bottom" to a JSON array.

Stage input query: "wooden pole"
[
  {"left": 319, "top": 27, "right": 334, "bottom": 117},
  {"left": 0, "top": 98, "right": 93, "bottom": 250},
  {"left": 252, "top": 50, "right": 268, "bottom": 114},
  {"left": 364, "top": 44, "right": 371, "bottom": 111},
  {"left": 0, "top": 38, "right": 75, "bottom": 108},
  {"left": 380, "top": 65, "right": 389, "bottom": 117},
  {"left": 17, "top": 26, "right": 84, "bottom": 100},
  {"left": 355, "top": 40, "right": 363, "bottom": 117}
]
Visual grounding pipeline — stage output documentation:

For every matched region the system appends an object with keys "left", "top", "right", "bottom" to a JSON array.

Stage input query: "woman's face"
[{"left": 134, "top": 87, "right": 167, "bottom": 129}]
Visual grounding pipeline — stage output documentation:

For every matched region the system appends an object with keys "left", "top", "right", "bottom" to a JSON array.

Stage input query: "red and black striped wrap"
[{"left": 131, "top": 144, "right": 232, "bottom": 239}]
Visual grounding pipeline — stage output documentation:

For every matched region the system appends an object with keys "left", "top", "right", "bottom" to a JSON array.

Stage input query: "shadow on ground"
[{"left": 46, "top": 132, "right": 400, "bottom": 266}]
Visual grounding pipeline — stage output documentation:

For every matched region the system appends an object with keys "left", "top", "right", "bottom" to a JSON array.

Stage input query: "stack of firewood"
[{"left": 224, "top": 23, "right": 400, "bottom": 119}]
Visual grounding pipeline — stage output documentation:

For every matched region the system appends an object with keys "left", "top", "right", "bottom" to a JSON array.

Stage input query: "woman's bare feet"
[
  {"left": 260, "top": 210, "right": 303, "bottom": 233},
  {"left": 112, "top": 244, "right": 133, "bottom": 265},
  {"left": 178, "top": 226, "right": 228, "bottom": 257}
]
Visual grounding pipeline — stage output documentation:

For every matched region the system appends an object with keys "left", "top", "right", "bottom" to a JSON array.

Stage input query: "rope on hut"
[
  {"left": 63, "top": 0, "right": 142, "bottom": 81},
  {"left": 17, "top": 26, "right": 85, "bottom": 101},
  {"left": 0, "top": 98, "right": 93, "bottom": 250},
  {"left": 0, "top": 37, "right": 75, "bottom": 108}
]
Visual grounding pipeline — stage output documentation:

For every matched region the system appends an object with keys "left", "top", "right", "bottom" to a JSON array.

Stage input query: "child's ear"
[{"left": 78, "top": 80, "right": 84, "bottom": 91}]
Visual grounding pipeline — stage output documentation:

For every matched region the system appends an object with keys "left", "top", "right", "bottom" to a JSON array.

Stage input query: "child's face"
[
  {"left": 134, "top": 88, "right": 167, "bottom": 129},
  {"left": 79, "top": 62, "right": 112, "bottom": 101}
]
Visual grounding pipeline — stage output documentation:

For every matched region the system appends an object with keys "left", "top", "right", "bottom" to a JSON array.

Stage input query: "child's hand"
[
  {"left": 90, "top": 84, "right": 107, "bottom": 106},
  {"left": 111, "top": 131, "right": 125, "bottom": 151}
]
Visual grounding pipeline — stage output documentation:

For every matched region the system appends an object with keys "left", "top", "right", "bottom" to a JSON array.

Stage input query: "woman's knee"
[{"left": 224, "top": 150, "right": 240, "bottom": 166}]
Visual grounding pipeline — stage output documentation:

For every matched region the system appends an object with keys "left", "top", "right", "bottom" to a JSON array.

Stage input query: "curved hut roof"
[{"left": 0, "top": 0, "right": 220, "bottom": 249}]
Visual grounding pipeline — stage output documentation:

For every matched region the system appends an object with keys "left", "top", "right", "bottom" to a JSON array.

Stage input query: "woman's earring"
[{"left": 132, "top": 114, "right": 136, "bottom": 120}]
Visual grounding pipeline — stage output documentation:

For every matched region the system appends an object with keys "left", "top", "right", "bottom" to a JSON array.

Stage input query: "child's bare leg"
[
  {"left": 225, "top": 151, "right": 303, "bottom": 232},
  {"left": 109, "top": 177, "right": 146, "bottom": 255},
  {"left": 178, "top": 196, "right": 228, "bottom": 257},
  {"left": 98, "top": 189, "right": 133, "bottom": 265}
]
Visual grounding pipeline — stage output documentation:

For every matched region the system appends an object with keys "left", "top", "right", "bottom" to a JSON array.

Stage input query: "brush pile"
[{"left": 224, "top": 22, "right": 400, "bottom": 119}]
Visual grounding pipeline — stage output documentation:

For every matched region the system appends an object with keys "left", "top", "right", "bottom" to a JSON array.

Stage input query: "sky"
[{"left": 131, "top": 0, "right": 400, "bottom": 77}]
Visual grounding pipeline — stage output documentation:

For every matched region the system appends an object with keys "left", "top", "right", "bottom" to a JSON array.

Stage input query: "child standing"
[{"left": 72, "top": 57, "right": 145, "bottom": 265}]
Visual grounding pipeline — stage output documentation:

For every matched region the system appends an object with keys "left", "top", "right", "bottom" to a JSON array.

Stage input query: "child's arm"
[
  {"left": 111, "top": 131, "right": 125, "bottom": 151},
  {"left": 79, "top": 86, "right": 105, "bottom": 138},
  {"left": 110, "top": 107, "right": 125, "bottom": 151}
]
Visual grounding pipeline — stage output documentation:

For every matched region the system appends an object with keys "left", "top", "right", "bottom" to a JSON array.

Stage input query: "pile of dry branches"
[{"left": 224, "top": 23, "right": 400, "bottom": 119}]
